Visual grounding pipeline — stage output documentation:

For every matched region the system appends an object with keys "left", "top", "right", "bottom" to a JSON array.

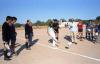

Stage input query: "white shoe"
[
  {"left": 68, "top": 42, "right": 72, "bottom": 48},
  {"left": 51, "top": 46, "right": 58, "bottom": 49}
]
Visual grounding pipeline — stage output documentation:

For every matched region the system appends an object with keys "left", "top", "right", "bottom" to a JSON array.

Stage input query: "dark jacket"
[
  {"left": 2, "top": 22, "right": 11, "bottom": 41},
  {"left": 25, "top": 23, "right": 33, "bottom": 36},
  {"left": 52, "top": 22, "right": 59, "bottom": 33},
  {"left": 10, "top": 24, "right": 17, "bottom": 40},
  {"left": 94, "top": 24, "right": 100, "bottom": 33},
  {"left": 10, "top": 24, "right": 16, "bottom": 35},
  {"left": 97, "top": 24, "right": 100, "bottom": 32}
]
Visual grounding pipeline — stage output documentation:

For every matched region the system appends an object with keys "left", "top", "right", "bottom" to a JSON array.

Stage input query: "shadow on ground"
[
  {"left": 64, "top": 35, "right": 72, "bottom": 42},
  {"left": 16, "top": 39, "right": 39, "bottom": 56},
  {"left": 0, "top": 43, "right": 21, "bottom": 57},
  {"left": 0, "top": 49, "right": 3, "bottom": 57}
]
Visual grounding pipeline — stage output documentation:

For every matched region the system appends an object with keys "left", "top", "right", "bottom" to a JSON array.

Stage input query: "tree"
[
  {"left": 46, "top": 19, "right": 52, "bottom": 26},
  {"left": 82, "top": 20, "right": 89, "bottom": 24},
  {"left": 96, "top": 16, "right": 100, "bottom": 21},
  {"left": 33, "top": 20, "right": 47, "bottom": 26},
  {"left": 15, "top": 23, "right": 22, "bottom": 27},
  {"left": 96, "top": 16, "right": 100, "bottom": 24}
]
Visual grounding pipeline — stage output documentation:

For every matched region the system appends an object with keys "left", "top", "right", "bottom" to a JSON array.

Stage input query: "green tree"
[
  {"left": 46, "top": 19, "right": 52, "bottom": 26},
  {"left": 33, "top": 20, "right": 47, "bottom": 26},
  {"left": 96, "top": 16, "right": 100, "bottom": 21},
  {"left": 82, "top": 20, "right": 89, "bottom": 24},
  {"left": 15, "top": 23, "right": 22, "bottom": 27},
  {"left": 96, "top": 16, "right": 100, "bottom": 24}
]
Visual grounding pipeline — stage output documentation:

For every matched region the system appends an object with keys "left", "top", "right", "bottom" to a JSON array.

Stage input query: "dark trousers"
[
  {"left": 25, "top": 33, "right": 33, "bottom": 48},
  {"left": 10, "top": 35, "right": 16, "bottom": 53},
  {"left": 86, "top": 32, "right": 94, "bottom": 40},
  {"left": 4, "top": 35, "right": 16, "bottom": 59},
  {"left": 3, "top": 40, "right": 10, "bottom": 59}
]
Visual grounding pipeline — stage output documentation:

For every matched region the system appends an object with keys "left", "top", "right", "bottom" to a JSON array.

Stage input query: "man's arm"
[
  {"left": 2, "top": 23, "right": 6, "bottom": 41},
  {"left": 25, "top": 24, "right": 29, "bottom": 38}
]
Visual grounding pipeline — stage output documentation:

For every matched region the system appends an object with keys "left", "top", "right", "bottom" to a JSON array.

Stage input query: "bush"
[
  {"left": 15, "top": 23, "right": 22, "bottom": 27},
  {"left": 33, "top": 20, "right": 48, "bottom": 26}
]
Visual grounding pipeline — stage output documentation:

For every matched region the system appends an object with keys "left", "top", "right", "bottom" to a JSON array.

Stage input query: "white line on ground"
[
  {"left": 18, "top": 37, "right": 100, "bottom": 62},
  {"left": 37, "top": 43, "right": 100, "bottom": 62}
]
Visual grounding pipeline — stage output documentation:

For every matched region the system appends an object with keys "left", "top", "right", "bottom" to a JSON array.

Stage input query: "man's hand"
[
  {"left": 25, "top": 35, "right": 28, "bottom": 38},
  {"left": 32, "top": 33, "right": 34, "bottom": 37}
]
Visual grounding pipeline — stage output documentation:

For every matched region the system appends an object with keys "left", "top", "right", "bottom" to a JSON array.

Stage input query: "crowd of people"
[
  {"left": 48, "top": 19, "right": 100, "bottom": 49},
  {"left": 2, "top": 16, "right": 33, "bottom": 60},
  {"left": 1, "top": 16, "right": 100, "bottom": 61},
  {"left": 2, "top": 16, "right": 17, "bottom": 60}
]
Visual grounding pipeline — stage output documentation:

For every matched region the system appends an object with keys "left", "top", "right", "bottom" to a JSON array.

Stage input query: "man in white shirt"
[{"left": 69, "top": 21, "right": 78, "bottom": 44}]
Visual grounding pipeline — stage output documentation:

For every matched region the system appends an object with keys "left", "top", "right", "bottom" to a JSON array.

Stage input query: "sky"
[{"left": 0, "top": 0, "right": 100, "bottom": 24}]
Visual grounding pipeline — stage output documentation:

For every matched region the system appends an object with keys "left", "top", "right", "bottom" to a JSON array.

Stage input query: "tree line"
[{"left": 15, "top": 16, "right": 100, "bottom": 28}]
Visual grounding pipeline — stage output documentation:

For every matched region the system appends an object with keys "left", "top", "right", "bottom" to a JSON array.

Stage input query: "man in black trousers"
[
  {"left": 10, "top": 17, "right": 17, "bottom": 55},
  {"left": 25, "top": 20, "right": 33, "bottom": 50},
  {"left": 2, "top": 16, "right": 13, "bottom": 60}
]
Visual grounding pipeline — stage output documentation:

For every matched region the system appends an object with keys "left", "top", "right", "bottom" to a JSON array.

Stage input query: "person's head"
[
  {"left": 69, "top": 18, "right": 74, "bottom": 23},
  {"left": 89, "top": 20, "right": 93, "bottom": 24},
  {"left": 48, "top": 21, "right": 53, "bottom": 27},
  {"left": 27, "top": 20, "right": 30, "bottom": 24},
  {"left": 29, "top": 21, "right": 33, "bottom": 26},
  {"left": 6, "top": 16, "right": 13, "bottom": 23},
  {"left": 79, "top": 20, "right": 82, "bottom": 23},
  {"left": 53, "top": 19, "right": 58, "bottom": 23},
  {"left": 53, "top": 19, "right": 57, "bottom": 21},
  {"left": 11, "top": 17, "right": 17, "bottom": 24}
]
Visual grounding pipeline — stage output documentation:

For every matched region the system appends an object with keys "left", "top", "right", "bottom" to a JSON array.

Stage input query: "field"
[{"left": 0, "top": 28, "right": 100, "bottom": 64}]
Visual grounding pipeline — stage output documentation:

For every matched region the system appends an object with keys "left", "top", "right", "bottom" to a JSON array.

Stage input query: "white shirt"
[
  {"left": 48, "top": 27, "right": 56, "bottom": 38},
  {"left": 69, "top": 22, "right": 78, "bottom": 32}
]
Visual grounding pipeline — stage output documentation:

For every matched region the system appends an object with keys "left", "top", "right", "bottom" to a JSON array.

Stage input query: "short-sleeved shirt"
[
  {"left": 69, "top": 22, "right": 78, "bottom": 32},
  {"left": 77, "top": 23, "right": 83, "bottom": 29}
]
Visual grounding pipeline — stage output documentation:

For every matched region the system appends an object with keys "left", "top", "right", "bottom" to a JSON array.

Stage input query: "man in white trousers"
[
  {"left": 47, "top": 21, "right": 58, "bottom": 49},
  {"left": 69, "top": 19, "right": 78, "bottom": 44}
]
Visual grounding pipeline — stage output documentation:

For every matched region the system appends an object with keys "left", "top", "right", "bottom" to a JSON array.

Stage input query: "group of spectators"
[
  {"left": 2, "top": 16, "right": 100, "bottom": 60},
  {"left": 2, "top": 16, "right": 33, "bottom": 60}
]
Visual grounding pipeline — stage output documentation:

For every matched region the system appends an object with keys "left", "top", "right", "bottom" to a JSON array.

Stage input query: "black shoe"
[
  {"left": 25, "top": 42, "right": 29, "bottom": 48},
  {"left": 65, "top": 47, "right": 69, "bottom": 49},
  {"left": 56, "top": 37, "right": 58, "bottom": 40},
  {"left": 15, "top": 52, "right": 18, "bottom": 56},
  {"left": 26, "top": 48, "right": 31, "bottom": 50},
  {"left": 80, "top": 39, "right": 83, "bottom": 41},
  {"left": 29, "top": 44, "right": 31, "bottom": 47},
  {"left": 74, "top": 42, "right": 77, "bottom": 44},
  {"left": 4, "top": 57, "right": 11, "bottom": 61},
  {"left": 12, "top": 52, "right": 17, "bottom": 56},
  {"left": 72, "top": 42, "right": 77, "bottom": 44}
]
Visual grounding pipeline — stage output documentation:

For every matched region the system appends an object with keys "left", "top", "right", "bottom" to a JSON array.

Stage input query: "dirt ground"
[{"left": 0, "top": 28, "right": 100, "bottom": 64}]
